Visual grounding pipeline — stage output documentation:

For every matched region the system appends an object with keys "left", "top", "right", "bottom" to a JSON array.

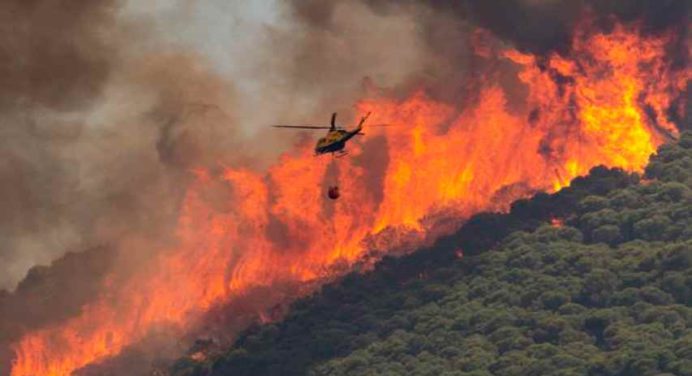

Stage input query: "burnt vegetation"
[{"left": 172, "top": 132, "right": 692, "bottom": 376}]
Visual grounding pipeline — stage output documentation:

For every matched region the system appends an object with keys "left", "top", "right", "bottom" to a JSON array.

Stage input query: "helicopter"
[
  {"left": 272, "top": 111, "right": 387, "bottom": 200},
  {"left": 272, "top": 112, "right": 373, "bottom": 157}
]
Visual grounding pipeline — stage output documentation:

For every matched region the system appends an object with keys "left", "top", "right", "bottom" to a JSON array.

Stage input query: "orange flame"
[
  {"left": 10, "top": 22, "right": 688, "bottom": 376},
  {"left": 550, "top": 218, "right": 565, "bottom": 228}
]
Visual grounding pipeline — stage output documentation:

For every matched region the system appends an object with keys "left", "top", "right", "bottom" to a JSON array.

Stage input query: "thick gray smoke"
[
  {"left": 0, "top": 1, "right": 239, "bottom": 291},
  {"left": 0, "top": 0, "right": 441, "bottom": 372},
  {"left": 290, "top": 0, "right": 688, "bottom": 98},
  {"left": 0, "top": 0, "right": 447, "bottom": 292},
  {"left": 0, "top": 0, "right": 120, "bottom": 290}
]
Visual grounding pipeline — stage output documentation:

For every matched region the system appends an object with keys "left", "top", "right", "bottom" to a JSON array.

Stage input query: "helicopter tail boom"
[{"left": 355, "top": 112, "right": 371, "bottom": 132}]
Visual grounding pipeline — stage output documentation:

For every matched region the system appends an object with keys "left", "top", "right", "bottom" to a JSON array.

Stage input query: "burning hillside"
[{"left": 3, "top": 2, "right": 690, "bottom": 376}]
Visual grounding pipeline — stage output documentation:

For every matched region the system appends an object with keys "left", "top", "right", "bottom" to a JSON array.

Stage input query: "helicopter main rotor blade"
[{"left": 271, "top": 125, "right": 332, "bottom": 129}]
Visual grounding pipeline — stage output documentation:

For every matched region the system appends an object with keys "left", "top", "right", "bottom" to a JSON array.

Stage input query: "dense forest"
[{"left": 173, "top": 132, "right": 691, "bottom": 376}]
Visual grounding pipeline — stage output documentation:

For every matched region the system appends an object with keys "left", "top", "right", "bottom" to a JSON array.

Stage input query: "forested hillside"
[{"left": 173, "top": 132, "right": 691, "bottom": 376}]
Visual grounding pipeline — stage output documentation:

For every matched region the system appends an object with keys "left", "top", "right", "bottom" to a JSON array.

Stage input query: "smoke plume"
[
  {"left": 0, "top": 0, "right": 449, "bottom": 291},
  {"left": 0, "top": 0, "right": 120, "bottom": 290}
]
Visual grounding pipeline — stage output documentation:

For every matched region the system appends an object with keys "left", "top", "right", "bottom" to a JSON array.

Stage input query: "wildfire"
[
  {"left": 550, "top": 218, "right": 565, "bottom": 228},
  {"left": 10, "top": 21, "right": 688, "bottom": 376}
]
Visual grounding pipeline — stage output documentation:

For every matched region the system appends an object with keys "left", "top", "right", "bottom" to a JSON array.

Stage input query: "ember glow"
[{"left": 10, "top": 22, "right": 688, "bottom": 376}]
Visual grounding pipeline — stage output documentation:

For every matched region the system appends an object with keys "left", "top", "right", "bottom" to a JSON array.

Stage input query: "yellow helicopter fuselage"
[{"left": 315, "top": 128, "right": 362, "bottom": 155}]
